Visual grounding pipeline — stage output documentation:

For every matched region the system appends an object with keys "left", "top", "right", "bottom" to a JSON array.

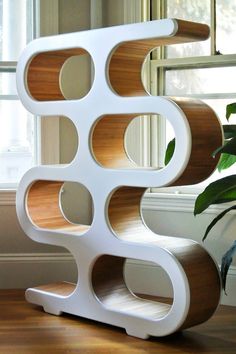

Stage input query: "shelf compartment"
[
  {"left": 26, "top": 48, "right": 93, "bottom": 101},
  {"left": 92, "top": 251, "right": 220, "bottom": 329},
  {"left": 92, "top": 114, "right": 138, "bottom": 169},
  {"left": 26, "top": 180, "right": 91, "bottom": 233},
  {"left": 32, "top": 281, "right": 76, "bottom": 296},
  {"left": 170, "top": 98, "right": 223, "bottom": 185},
  {"left": 109, "top": 19, "right": 210, "bottom": 96},
  {"left": 92, "top": 97, "right": 222, "bottom": 185},
  {"left": 92, "top": 255, "right": 172, "bottom": 320}
]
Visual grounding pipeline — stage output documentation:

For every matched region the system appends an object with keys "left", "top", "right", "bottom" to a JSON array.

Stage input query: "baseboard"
[
  {"left": 0, "top": 253, "right": 77, "bottom": 289},
  {"left": 0, "top": 253, "right": 235, "bottom": 306},
  {"left": 142, "top": 192, "right": 236, "bottom": 214}
]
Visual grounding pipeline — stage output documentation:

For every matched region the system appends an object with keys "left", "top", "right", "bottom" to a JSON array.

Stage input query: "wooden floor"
[{"left": 0, "top": 290, "right": 235, "bottom": 354}]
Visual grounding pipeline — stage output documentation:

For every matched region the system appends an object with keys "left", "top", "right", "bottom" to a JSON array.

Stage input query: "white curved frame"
[{"left": 16, "top": 19, "right": 222, "bottom": 339}]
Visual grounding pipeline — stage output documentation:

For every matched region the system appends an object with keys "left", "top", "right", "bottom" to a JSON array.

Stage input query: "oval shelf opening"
[
  {"left": 92, "top": 255, "right": 173, "bottom": 320},
  {"left": 26, "top": 180, "right": 93, "bottom": 234},
  {"left": 91, "top": 113, "right": 175, "bottom": 169},
  {"left": 27, "top": 48, "right": 94, "bottom": 101}
]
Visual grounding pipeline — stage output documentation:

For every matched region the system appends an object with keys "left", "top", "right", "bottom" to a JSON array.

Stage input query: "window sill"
[
  {"left": 142, "top": 191, "right": 236, "bottom": 215},
  {"left": 0, "top": 189, "right": 16, "bottom": 205}
]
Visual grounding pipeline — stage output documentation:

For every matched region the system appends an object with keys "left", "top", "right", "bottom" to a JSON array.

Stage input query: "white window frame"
[
  {"left": 143, "top": 1, "right": 236, "bottom": 204},
  {"left": 0, "top": 0, "right": 59, "bottom": 203},
  {"left": 0, "top": 0, "right": 38, "bottom": 192}
]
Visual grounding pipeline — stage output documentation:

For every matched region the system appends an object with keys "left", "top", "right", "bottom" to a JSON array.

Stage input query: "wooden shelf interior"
[
  {"left": 92, "top": 114, "right": 140, "bottom": 169},
  {"left": 108, "top": 19, "right": 209, "bottom": 96},
  {"left": 92, "top": 255, "right": 172, "bottom": 320},
  {"left": 32, "top": 281, "right": 77, "bottom": 297},
  {"left": 27, "top": 48, "right": 93, "bottom": 101},
  {"left": 91, "top": 252, "right": 220, "bottom": 328},
  {"left": 166, "top": 98, "right": 222, "bottom": 185},
  {"left": 91, "top": 100, "right": 222, "bottom": 183},
  {"left": 26, "top": 180, "right": 91, "bottom": 233},
  {"left": 106, "top": 186, "right": 221, "bottom": 328}
]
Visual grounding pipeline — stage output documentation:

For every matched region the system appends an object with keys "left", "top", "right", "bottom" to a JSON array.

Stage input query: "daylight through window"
[
  {"left": 149, "top": 0, "right": 236, "bottom": 190},
  {"left": 0, "top": 0, "right": 36, "bottom": 187}
]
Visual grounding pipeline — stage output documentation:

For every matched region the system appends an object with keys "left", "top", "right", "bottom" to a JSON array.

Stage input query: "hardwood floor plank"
[{"left": 0, "top": 290, "right": 235, "bottom": 353}]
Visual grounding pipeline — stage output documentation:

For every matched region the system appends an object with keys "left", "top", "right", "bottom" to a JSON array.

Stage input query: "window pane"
[
  {"left": 0, "top": 0, "right": 33, "bottom": 61},
  {"left": 166, "top": 0, "right": 211, "bottom": 58},
  {"left": 0, "top": 71, "right": 17, "bottom": 95},
  {"left": 198, "top": 98, "right": 236, "bottom": 184},
  {"left": 165, "top": 67, "right": 236, "bottom": 96},
  {"left": 216, "top": 1, "right": 236, "bottom": 55},
  {"left": 203, "top": 98, "right": 235, "bottom": 124},
  {"left": 0, "top": 100, "right": 35, "bottom": 184}
]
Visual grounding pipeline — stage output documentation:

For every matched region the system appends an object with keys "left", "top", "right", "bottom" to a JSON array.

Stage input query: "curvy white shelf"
[{"left": 16, "top": 18, "right": 222, "bottom": 339}]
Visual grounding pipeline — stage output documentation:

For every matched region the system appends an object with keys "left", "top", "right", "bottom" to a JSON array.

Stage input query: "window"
[
  {"left": 148, "top": 0, "right": 236, "bottom": 192},
  {"left": 0, "top": 0, "right": 36, "bottom": 187}
]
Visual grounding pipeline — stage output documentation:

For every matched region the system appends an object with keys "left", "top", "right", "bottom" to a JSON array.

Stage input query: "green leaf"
[
  {"left": 226, "top": 103, "right": 236, "bottom": 120},
  {"left": 203, "top": 205, "right": 236, "bottom": 241},
  {"left": 221, "top": 240, "right": 236, "bottom": 293},
  {"left": 164, "top": 138, "right": 175, "bottom": 166},
  {"left": 217, "top": 153, "right": 236, "bottom": 172},
  {"left": 223, "top": 125, "right": 236, "bottom": 139},
  {"left": 212, "top": 137, "right": 236, "bottom": 157},
  {"left": 194, "top": 175, "right": 236, "bottom": 215}
]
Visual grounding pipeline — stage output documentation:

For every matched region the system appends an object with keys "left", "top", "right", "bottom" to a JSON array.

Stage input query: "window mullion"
[
  {"left": 149, "top": 0, "right": 167, "bottom": 169},
  {"left": 210, "top": 0, "right": 216, "bottom": 55},
  {"left": 151, "top": 53, "right": 236, "bottom": 69}
]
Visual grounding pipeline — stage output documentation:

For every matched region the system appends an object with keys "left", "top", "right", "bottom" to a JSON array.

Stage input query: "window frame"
[
  {"left": 0, "top": 0, "right": 59, "bottom": 200},
  {"left": 147, "top": 0, "right": 236, "bottom": 196},
  {"left": 0, "top": 0, "right": 37, "bottom": 189}
]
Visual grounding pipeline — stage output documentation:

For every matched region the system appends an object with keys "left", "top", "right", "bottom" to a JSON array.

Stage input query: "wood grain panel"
[
  {"left": 27, "top": 180, "right": 90, "bottom": 233},
  {"left": 92, "top": 114, "right": 137, "bottom": 168},
  {"left": 27, "top": 48, "right": 87, "bottom": 101},
  {"left": 171, "top": 98, "right": 223, "bottom": 185},
  {"left": 178, "top": 244, "right": 221, "bottom": 330},
  {"left": 109, "top": 19, "right": 209, "bottom": 96},
  {"left": 108, "top": 186, "right": 146, "bottom": 237},
  {"left": 33, "top": 281, "right": 76, "bottom": 296}
]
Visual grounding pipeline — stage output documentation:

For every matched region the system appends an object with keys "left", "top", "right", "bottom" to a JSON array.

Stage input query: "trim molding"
[
  {"left": 0, "top": 190, "right": 16, "bottom": 205},
  {"left": 0, "top": 252, "right": 77, "bottom": 290},
  {"left": 142, "top": 192, "right": 236, "bottom": 215},
  {"left": 0, "top": 252, "right": 74, "bottom": 263},
  {"left": 0, "top": 189, "right": 235, "bottom": 211},
  {"left": 126, "top": 259, "right": 236, "bottom": 307},
  {"left": 0, "top": 253, "right": 235, "bottom": 306},
  {"left": 38, "top": 0, "right": 59, "bottom": 36}
]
